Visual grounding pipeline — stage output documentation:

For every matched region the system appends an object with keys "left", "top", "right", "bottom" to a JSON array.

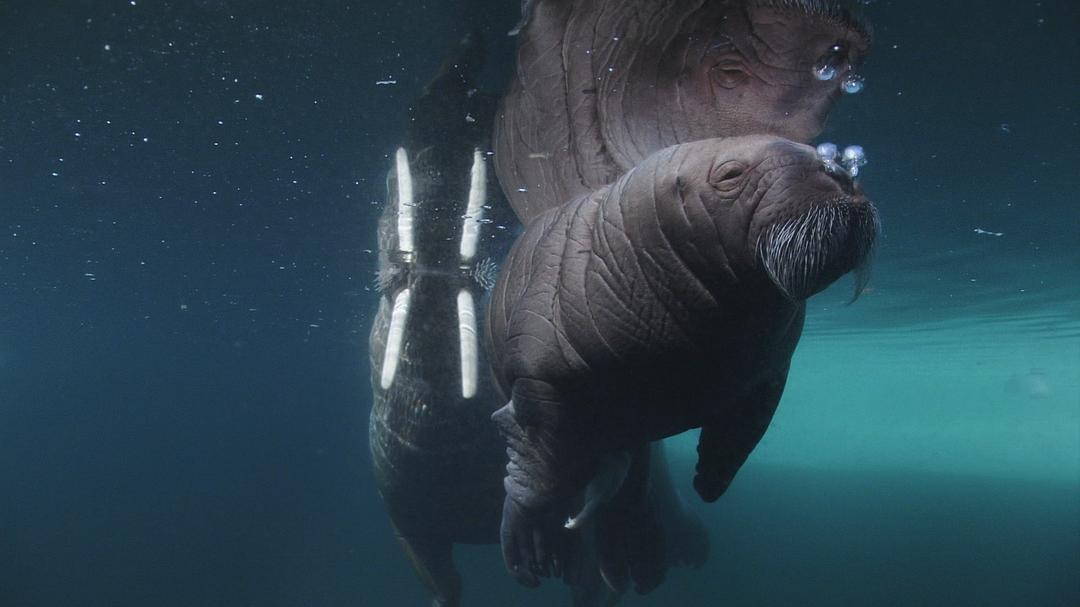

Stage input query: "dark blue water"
[{"left": 2, "top": 1, "right": 1077, "bottom": 606}]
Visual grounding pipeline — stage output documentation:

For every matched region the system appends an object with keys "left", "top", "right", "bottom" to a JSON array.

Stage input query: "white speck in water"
[
  {"left": 104, "top": 44, "right": 111, "bottom": 51},
  {"left": 254, "top": 93, "right": 264, "bottom": 100},
  {"left": 517, "top": 187, "right": 528, "bottom": 192},
  {"left": 375, "top": 80, "right": 398, "bottom": 86}
]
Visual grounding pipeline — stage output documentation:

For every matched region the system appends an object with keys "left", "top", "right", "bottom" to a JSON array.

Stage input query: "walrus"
[
  {"left": 495, "top": 0, "right": 871, "bottom": 221},
  {"left": 367, "top": 34, "right": 709, "bottom": 607},
  {"left": 367, "top": 33, "right": 508, "bottom": 607},
  {"left": 485, "top": 135, "right": 879, "bottom": 587}
]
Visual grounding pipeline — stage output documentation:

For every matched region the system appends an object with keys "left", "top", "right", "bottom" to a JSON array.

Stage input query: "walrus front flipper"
[
  {"left": 492, "top": 379, "right": 601, "bottom": 586},
  {"left": 395, "top": 532, "right": 462, "bottom": 607},
  {"left": 693, "top": 380, "right": 786, "bottom": 503}
]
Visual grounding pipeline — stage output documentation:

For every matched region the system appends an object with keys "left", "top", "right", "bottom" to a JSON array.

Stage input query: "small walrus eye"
[
  {"left": 710, "top": 160, "right": 748, "bottom": 190},
  {"left": 710, "top": 62, "right": 750, "bottom": 89}
]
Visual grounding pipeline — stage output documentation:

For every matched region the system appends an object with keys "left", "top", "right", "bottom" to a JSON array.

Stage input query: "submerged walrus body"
[
  {"left": 367, "top": 35, "right": 509, "bottom": 607},
  {"left": 486, "top": 135, "right": 879, "bottom": 586}
]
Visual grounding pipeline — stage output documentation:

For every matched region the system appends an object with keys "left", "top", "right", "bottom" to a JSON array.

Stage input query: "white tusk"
[
  {"left": 379, "top": 288, "right": 412, "bottom": 390},
  {"left": 459, "top": 149, "right": 486, "bottom": 261},
  {"left": 395, "top": 147, "right": 415, "bottom": 254},
  {"left": 456, "top": 289, "right": 478, "bottom": 399}
]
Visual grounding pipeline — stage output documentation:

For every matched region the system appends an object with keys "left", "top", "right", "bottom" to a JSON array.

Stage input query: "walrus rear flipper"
[
  {"left": 593, "top": 444, "right": 667, "bottom": 595},
  {"left": 693, "top": 380, "right": 787, "bottom": 503},
  {"left": 649, "top": 441, "right": 709, "bottom": 568}
]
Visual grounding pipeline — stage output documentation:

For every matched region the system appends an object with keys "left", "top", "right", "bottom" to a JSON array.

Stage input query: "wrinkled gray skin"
[
  {"left": 368, "top": 35, "right": 708, "bottom": 607},
  {"left": 485, "top": 136, "right": 879, "bottom": 588},
  {"left": 496, "top": 0, "right": 871, "bottom": 221}
]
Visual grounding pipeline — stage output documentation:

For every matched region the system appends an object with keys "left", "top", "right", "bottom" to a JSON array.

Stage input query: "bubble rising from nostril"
[{"left": 842, "top": 73, "right": 865, "bottom": 94}]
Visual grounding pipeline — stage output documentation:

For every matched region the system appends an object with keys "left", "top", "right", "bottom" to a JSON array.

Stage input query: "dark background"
[{"left": 1, "top": 1, "right": 1077, "bottom": 606}]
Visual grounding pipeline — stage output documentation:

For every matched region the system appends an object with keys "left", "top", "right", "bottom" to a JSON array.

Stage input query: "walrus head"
[
  {"left": 655, "top": 135, "right": 879, "bottom": 302},
  {"left": 609, "top": 0, "right": 872, "bottom": 167},
  {"left": 496, "top": 0, "right": 872, "bottom": 221}
]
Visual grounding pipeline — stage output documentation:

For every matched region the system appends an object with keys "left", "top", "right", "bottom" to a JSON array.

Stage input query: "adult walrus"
[
  {"left": 367, "top": 34, "right": 509, "bottom": 607},
  {"left": 496, "top": 0, "right": 871, "bottom": 221},
  {"left": 485, "top": 135, "right": 879, "bottom": 587}
]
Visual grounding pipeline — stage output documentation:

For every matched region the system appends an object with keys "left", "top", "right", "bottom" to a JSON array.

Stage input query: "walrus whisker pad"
[{"left": 758, "top": 199, "right": 878, "bottom": 301}]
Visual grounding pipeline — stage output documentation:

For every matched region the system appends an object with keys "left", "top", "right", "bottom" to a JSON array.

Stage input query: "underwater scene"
[{"left": 1, "top": 1, "right": 1077, "bottom": 606}]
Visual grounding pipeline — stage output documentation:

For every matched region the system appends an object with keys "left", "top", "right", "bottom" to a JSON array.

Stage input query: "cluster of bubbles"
[
  {"left": 812, "top": 41, "right": 865, "bottom": 94},
  {"left": 816, "top": 142, "right": 867, "bottom": 178}
]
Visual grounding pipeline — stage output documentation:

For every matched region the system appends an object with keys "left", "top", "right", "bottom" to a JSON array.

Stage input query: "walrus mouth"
[{"left": 757, "top": 197, "right": 879, "bottom": 302}]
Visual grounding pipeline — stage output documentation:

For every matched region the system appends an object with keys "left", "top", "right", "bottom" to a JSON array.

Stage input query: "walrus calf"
[{"left": 485, "top": 135, "right": 878, "bottom": 585}]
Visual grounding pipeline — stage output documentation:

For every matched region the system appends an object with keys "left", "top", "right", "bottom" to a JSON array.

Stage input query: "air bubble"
[
  {"left": 842, "top": 73, "right": 865, "bottom": 94},
  {"left": 813, "top": 59, "right": 838, "bottom": 81},
  {"left": 841, "top": 145, "right": 867, "bottom": 177},
  {"left": 816, "top": 142, "right": 839, "bottom": 162}
]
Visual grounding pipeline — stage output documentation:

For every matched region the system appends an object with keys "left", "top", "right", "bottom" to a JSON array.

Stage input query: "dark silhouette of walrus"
[
  {"left": 368, "top": 34, "right": 508, "bottom": 607},
  {"left": 486, "top": 135, "right": 879, "bottom": 587}
]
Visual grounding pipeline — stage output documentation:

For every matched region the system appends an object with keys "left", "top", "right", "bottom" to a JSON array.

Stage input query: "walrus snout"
[{"left": 757, "top": 195, "right": 879, "bottom": 302}]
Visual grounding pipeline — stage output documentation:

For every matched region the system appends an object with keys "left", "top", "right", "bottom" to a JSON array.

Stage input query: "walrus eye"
[
  {"left": 710, "top": 63, "right": 749, "bottom": 89},
  {"left": 710, "top": 160, "right": 747, "bottom": 190}
]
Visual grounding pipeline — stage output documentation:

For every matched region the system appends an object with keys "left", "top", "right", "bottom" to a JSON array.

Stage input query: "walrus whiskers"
[{"left": 758, "top": 199, "right": 878, "bottom": 301}]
